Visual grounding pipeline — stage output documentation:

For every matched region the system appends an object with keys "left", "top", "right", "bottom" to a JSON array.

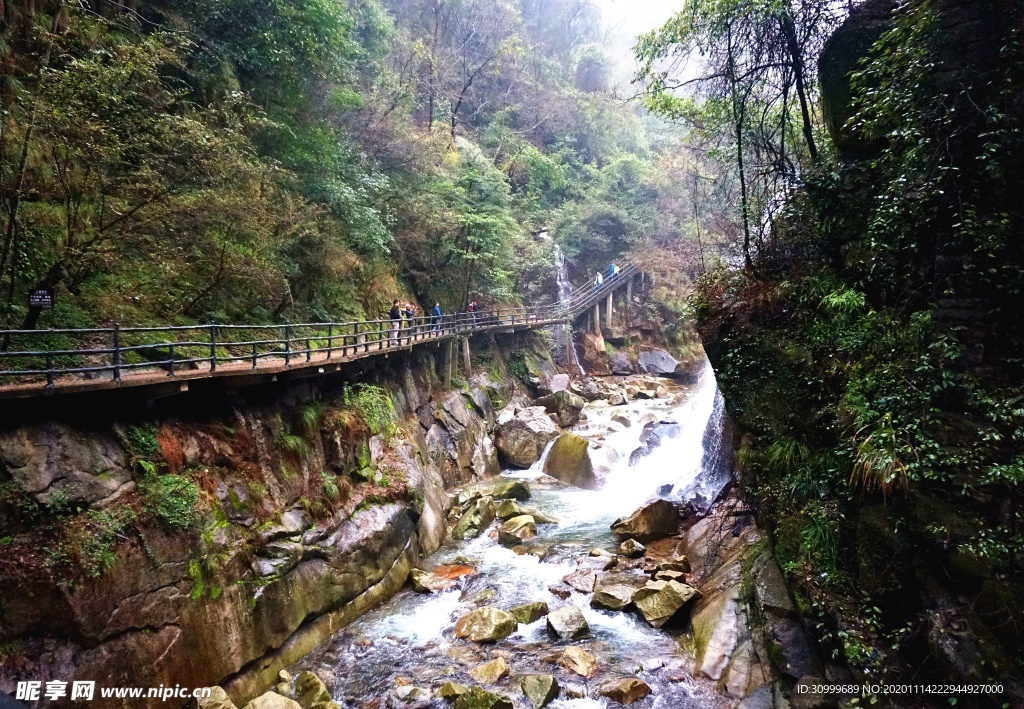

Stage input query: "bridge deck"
[{"left": 0, "top": 263, "right": 638, "bottom": 399}]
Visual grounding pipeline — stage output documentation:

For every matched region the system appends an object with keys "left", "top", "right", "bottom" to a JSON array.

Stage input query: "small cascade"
[{"left": 553, "top": 244, "right": 586, "bottom": 375}]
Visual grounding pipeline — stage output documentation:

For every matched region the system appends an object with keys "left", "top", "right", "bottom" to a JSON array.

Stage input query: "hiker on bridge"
[
  {"left": 468, "top": 300, "right": 477, "bottom": 324},
  {"left": 404, "top": 303, "right": 417, "bottom": 343},
  {"left": 608, "top": 262, "right": 620, "bottom": 280},
  {"left": 389, "top": 300, "right": 402, "bottom": 345},
  {"left": 593, "top": 272, "right": 603, "bottom": 290},
  {"left": 431, "top": 303, "right": 442, "bottom": 333}
]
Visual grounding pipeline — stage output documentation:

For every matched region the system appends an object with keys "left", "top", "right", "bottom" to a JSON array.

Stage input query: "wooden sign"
[{"left": 29, "top": 288, "right": 54, "bottom": 309}]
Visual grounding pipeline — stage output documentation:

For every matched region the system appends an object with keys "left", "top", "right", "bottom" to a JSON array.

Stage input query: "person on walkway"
[
  {"left": 404, "top": 302, "right": 416, "bottom": 343},
  {"left": 468, "top": 300, "right": 477, "bottom": 325},
  {"left": 594, "top": 272, "right": 603, "bottom": 290},
  {"left": 608, "top": 262, "right": 619, "bottom": 280},
  {"left": 432, "top": 302, "right": 442, "bottom": 333},
  {"left": 389, "top": 300, "right": 402, "bottom": 345}
]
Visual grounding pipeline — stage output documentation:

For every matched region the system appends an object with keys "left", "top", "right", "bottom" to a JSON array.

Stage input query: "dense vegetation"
[
  {"left": 0, "top": 0, "right": 717, "bottom": 332},
  {"left": 640, "top": 0, "right": 1024, "bottom": 694}
]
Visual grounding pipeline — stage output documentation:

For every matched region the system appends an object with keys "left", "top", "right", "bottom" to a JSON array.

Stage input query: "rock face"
[
  {"left": 546, "top": 604, "right": 589, "bottom": 639},
  {"left": 294, "top": 672, "right": 331, "bottom": 709},
  {"left": 611, "top": 499, "right": 678, "bottom": 542},
  {"left": 495, "top": 407, "right": 561, "bottom": 467},
  {"left": 454, "top": 607, "right": 518, "bottom": 643},
  {"left": 631, "top": 580, "right": 699, "bottom": 628},
  {"left": 521, "top": 675, "right": 559, "bottom": 708},
  {"left": 599, "top": 678, "right": 651, "bottom": 705},
  {"left": 542, "top": 433, "right": 597, "bottom": 489},
  {"left": 531, "top": 390, "right": 586, "bottom": 427},
  {"left": 0, "top": 333, "right": 555, "bottom": 709},
  {"left": 453, "top": 496, "right": 497, "bottom": 539},
  {"left": 637, "top": 348, "right": 679, "bottom": 376}
]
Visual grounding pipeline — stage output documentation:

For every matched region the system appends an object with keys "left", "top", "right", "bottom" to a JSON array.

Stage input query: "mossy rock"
[{"left": 543, "top": 434, "right": 596, "bottom": 489}]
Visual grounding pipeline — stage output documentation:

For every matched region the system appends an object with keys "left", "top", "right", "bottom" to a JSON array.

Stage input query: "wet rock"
[
  {"left": 531, "top": 390, "right": 586, "bottom": 427},
  {"left": 548, "top": 584, "right": 572, "bottom": 600},
  {"left": 610, "top": 413, "right": 633, "bottom": 428},
  {"left": 562, "top": 568, "right": 597, "bottom": 593},
  {"left": 609, "top": 351, "right": 634, "bottom": 375},
  {"left": 599, "top": 678, "right": 651, "bottom": 705},
  {"left": 753, "top": 555, "right": 796, "bottom": 618},
  {"left": 590, "top": 584, "right": 636, "bottom": 612},
  {"left": 437, "top": 682, "right": 469, "bottom": 701},
  {"left": 294, "top": 671, "right": 331, "bottom": 709},
  {"left": 520, "top": 674, "right": 559, "bottom": 708},
  {"left": 543, "top": 434, "right": 597, "bottom": 489},
  {"left": 559, "top": 647, "right": 597, "bottom": 677},
  {"left": 619, "top": 539, "right": 646, "bottom": 558},
  {"left": 410, "top": 568, "right": 456, "bottom": 593},
  {"left": 454, "top": 607, "right": 518, "bottom": 643},
  {"left": 611, "top": 499, "right": 678, "bottom": 542},
  {"left": 495, "top": 499, "right": 557, "bottom": 524},
  {"left": 455, "top": 479, "right": 531, "bottom": 507},
  {"left": 637, "top": 348, "right": 679, "bottom": 377},
  {"left": 538, "top": 373, "right": 571, "bottom": 395},
  {"left": 195, "top": 687, "right": 238, "bottom": 709},
  {"left": 393, "top": 685, "right": 430, "bottom": 703},
  {"left": 632, "top": 580, "right": 699, "bottom": 628},
  {"left": 498, "top": 515, "right": 537, "bottom": 547},
  {"left": 469, "top": 657, "right": 510, "bottom": 684},
  {"left": 453, "top": 496, "right": 497, "bottom": 540},
  {"left": 547, "top": 604, "right": 589, "bottom": 639},
  {"left": 451, "top": 687, "right": 514, "bottom": 709},
  {"left": 509, "top": 601, "right": 549, "bottom": 624},
  {"left": 241, "top": 693, "right": 302, "bottom": 709},
  {"left": 495, "top": 407, "right": 560, "bottom": 467},
  {"left": 608, "top": 392, "right": 628, "bottom": 406}
]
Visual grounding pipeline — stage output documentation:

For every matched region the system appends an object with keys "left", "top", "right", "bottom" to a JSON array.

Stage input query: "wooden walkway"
[{"left": 0, "top": 263, "right": 639, "bottom": 399}]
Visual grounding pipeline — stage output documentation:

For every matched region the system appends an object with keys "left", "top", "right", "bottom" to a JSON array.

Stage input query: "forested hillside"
[
  {"left": 638, "top": 0, "right": 1024, "bottom": 694},
  {"left": 0, "top": 0, "right": 720, "bottom": 333}
]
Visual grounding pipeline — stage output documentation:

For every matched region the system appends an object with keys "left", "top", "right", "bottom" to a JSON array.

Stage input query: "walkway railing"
[{"left": 0, "top": 262, "right": 639, "bottom": 393}]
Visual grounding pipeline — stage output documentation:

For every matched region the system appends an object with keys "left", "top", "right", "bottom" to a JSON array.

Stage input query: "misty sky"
[{"left": 594, "top": 0, "right": 682, "bottom": 84}]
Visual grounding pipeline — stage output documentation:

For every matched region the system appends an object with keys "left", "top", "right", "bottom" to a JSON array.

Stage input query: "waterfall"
[{"left": 553, "top": 244, "right": 586, "bottom": 375}]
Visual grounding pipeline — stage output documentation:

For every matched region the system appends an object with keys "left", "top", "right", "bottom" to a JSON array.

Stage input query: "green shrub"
[
  {"left": 343, "top": 384, "right": 398, "bottom": 439},
  {"left": 138, "top": 473, "right": 199, "bottom": 530},
  {"left": 62, "top": 507, "right": 137, "bottom": 578}
]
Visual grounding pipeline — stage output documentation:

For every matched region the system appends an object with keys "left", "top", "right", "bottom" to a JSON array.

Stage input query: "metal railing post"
[
  {"left": 168, "top": 343, "right": 175, "bottom": 377},
  {"left": 306, "top": 336, "right": 312, "bottom": 362},
  {"left": 45, "top": 353, "right": 54, "bottom": 388},
  {"left": 326, "top": 324, "right": 333, "bottom": 359},
  {"left": 112, "top": 324, "right": 121, "bottom": 383},
  {"left": 210, "top": 323, "right": 217, "bottom": 372},
  {"left": 252, "top": 342, "right": 258, "bottom": 369},
  {"left": 284, "top": 324, "right": 291, "bottom": 366}
]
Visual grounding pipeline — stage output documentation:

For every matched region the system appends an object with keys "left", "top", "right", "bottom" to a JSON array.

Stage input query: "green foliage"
[
  {"left": 127, "top": 425, "right": 159, "bottom": 458},
  {"left": 62, "top": 507, "right": 138, "bottom": 578},
  {"left": 343, "top": 384, "right": 398, "bottom": 440},
  {"left": 138, "top": 473, "right": 200, "bottom": 530}
]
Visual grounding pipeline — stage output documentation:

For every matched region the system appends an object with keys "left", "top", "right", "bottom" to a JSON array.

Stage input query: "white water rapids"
[{"left": 295, "top": 362, "right": 731, "bottom": 708}]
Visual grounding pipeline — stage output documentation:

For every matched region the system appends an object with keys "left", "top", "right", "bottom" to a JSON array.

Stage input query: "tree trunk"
[{"left": 781, "top": 10, "right": 818, "bottom": 162}]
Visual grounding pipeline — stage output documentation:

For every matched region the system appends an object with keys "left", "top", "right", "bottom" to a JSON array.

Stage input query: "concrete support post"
[
  {"left": 592, "top": 302, "right": 601, "bottom": 336},
  {"left": 444, "top": 339, "right": 453, "bottom": 388},
  {"left": 605, "top": 292, "right": 613, "bottom": 329},
  {"left": 462, "top": 337, "right": 472, "bottom": 378}
]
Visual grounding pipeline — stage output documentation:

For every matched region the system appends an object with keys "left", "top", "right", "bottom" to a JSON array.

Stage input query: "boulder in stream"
[
  {"left": 619, "top": 539, "right": 646, "bottom": 558},
  {"left": 542, "top": 434, "right": 597, "bottom": 489},
  {"left": 196, "top": 687, "right": 238, "bottom": 709},
  {"left": 495, "top": 499, "right": 557, "bottom": 524},
  {"left": 509, "top": 601, "right": 549, "bottom": 624},
  {"left": 451, "top": 687, "right": 514, "bottom": 709},
  {"left": 531, "top": 390, "right": 586, "bottom": 427},
  {"left": 437, "top": 682, "right": 469, "bottom": 701},
  {"left": 454, "top": 607, "right": 518, "bottom": 643},
  {"left": 598, "top": 678, "right": 651, "bottom": 705},
  {"left": 495, "top": 407, "right": 561, "bottom": 467},
  {"left": 637, "top": 348, "right": 679, "bottom": 376},
  {"left": 611, "top": 499, "right": 678, "bottom": 542},
  {"left": 468, "top": 657, "right": 510, "bottom": 684},
  {"left": 590, "top": 584, "right": 636, "bottom": 612},
  {"left": 631, "top": 579, "right": 699, "bottom": 628},
  {"left": 242, "top": 693, "right": 302, "bottom": 709},
  {"left": 559, "top": 646, "right": 597, "bottom": 677},
  {"left": 498, "top": 515, "right": 537, "bottom": 547},
  {"left": 410, "top": 568, "right": 456, "bottom": 593},
  {"left": 562, "top": 568, "right": 597, "bottom": 593},
  {"left": 294, "top": 671, "right": 331, "bottom": 709},
  {"left": 546, "top": 604, "right": 589, "bottom": 639},
  {"left": 453, "top": 496, "right": 497, "bottom": 540},
  {"left": 520, "top": 674, "right": 559, "bottom": 709},
  {"left": 455, "top": 479, "right": 531, "bottom": 507}
]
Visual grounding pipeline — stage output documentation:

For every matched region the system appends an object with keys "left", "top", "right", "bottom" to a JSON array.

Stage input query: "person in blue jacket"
[{"left": 431, "top": 302, "right": 442, "bottom": 333}]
